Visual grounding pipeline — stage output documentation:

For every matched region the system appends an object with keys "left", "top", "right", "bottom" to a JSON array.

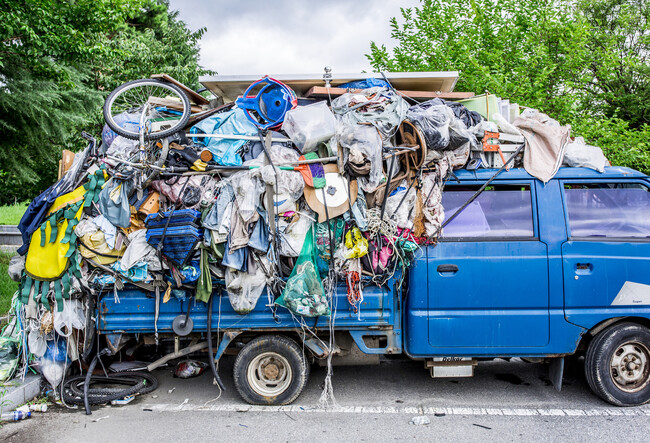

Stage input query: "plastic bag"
[
  {"left": 563, "top": 137, "right": 608, "bottom": 173},
  {"left": 189, "top": 107, "right": 258, "bottom": 166},
  {"left": 53, "top": 299, "right": 85, "bottom": 337},
  {"left": 384, "top": 180, "right": 418, "bottom": 230},
  {"left": 338, "top": 123, "right": 384, "bottom": 193},
  {"left": 225, "top": 257, "right": 268, "bottom": 314},
  {"left": 276, "top": 227, "right": 330, "bottom": 317},
  {"left": 0, "top": 337, "right": 20, "bottom": 382},
  {"left": 8, "top": 255, "right": 25, "bottom": 282},
  {"left": 39, "top": 339, "right": 69, "bottom": 388},
  {"left": 102, "top": 112, "right": 140, "bottom": 148},
  {"left": 174, "top": 359, "right": 208, "bottom": 378},
  {"left": 278, "top": 212, "right": 314, "bottom": 257},
  {"left": 407, "top": 101, "right": 454, "bottom": 150},
  {"left": 151, "top": 175, "right": 217, "bottom": 210},
  {"left": 283, "top": 101, "right": 337, "bottom": 153},
  {"left": 104, "top": 136, "right": 138, "bottom": 163},
  {"left": 343, "top": 227, "right": 369, "bottom": 259}
]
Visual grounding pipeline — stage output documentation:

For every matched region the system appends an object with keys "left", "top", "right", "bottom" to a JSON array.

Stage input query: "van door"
[
  {"left": 427, "top": 182, "right": 550, "bottom": 351},
  {"left": 561, "top": 181, "right": 650, "bottom": 327}
]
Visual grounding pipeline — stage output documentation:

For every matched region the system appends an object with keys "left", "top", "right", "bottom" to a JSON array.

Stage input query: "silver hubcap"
[
  {"left": 247, "top": 352, "right": 292, "bottom": 397},
  {"left": 610, "top": 341, "right": 650, "bottom": 393}
]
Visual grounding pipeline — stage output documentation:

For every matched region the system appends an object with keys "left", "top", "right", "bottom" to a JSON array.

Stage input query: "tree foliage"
[
  {"left": 367, "top": 0, "right": 650, "bottom": 173},
  {"left": 0, "top": 0, "right": 209, "bottom": 204}
]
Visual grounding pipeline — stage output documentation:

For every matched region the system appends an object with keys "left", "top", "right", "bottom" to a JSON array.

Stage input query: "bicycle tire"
[
  {"left": 103, "top": 79, "right": 191, "bottom": 141},
  {"left": 62, "top": 372, "right": 158, "bottom": 405}
]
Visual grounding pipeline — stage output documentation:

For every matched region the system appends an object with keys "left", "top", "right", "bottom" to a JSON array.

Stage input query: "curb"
[{"left": 1, "top": 374, "right": 41, "bottom": 413}]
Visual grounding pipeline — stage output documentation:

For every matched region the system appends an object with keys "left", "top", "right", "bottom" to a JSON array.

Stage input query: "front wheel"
[
  {"left": 585, "top": 322, "right": 650, "bottom": 406},
  {"left": 233, "top": 335, "right": 309, "bottom": 405}
]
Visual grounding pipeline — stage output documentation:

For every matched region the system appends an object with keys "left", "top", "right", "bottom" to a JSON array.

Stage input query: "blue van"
[{"left": 99, "top": 166, "right": 650, "bottom": 406}]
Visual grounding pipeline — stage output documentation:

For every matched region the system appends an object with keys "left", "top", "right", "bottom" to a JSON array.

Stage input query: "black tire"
[
  {"left": 585, "top": 322, "right": 650, "bottom": 406},
  {"left": 103, "top": 79, "right": 191, "bottom": 140},
  {"left": 233, "top": 335, "right": 309, "bottom": 405}
]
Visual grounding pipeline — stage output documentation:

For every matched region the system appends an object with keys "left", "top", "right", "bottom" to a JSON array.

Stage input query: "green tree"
[
  {"left": 0, "top": 0, "right": 209, "bottom": 205},
  {"left": 367, "top": 0, "right": 650, "bottom": 173}
]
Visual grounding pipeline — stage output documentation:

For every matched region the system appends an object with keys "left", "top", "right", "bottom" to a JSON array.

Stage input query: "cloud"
[{"left": 168, "top": 0, "right": 420, "bottom": 75}]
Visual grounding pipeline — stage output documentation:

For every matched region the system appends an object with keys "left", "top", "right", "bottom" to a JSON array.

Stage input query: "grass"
[
  {"left": 0, "top": 202, "right": 28, "bottom": 225},
  {"left": 0, "top": 251, "right": 17, "bottom": 317}
]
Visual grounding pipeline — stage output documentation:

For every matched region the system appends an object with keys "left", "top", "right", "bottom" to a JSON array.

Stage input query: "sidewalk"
[{"left": 1, "top": 374, "right": 41, "bottom": 413}]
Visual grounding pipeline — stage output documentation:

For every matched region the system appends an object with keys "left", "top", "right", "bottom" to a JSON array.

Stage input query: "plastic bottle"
[{"left": 0, "top": 411, "right": 31, "bottom": 422}]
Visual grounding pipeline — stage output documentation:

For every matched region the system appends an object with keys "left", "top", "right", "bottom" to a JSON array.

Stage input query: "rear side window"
[
  {"left": 441, "top": 184, "right": 535, "bottom": 239},
  {"left": 563, "top": 183, "right": 650, "bottom": 239}
]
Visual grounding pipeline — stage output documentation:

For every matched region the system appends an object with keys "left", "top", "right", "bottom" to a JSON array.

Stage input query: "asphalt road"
[{"left": 2, "top": 356, "right": 649, "bottom": 442}]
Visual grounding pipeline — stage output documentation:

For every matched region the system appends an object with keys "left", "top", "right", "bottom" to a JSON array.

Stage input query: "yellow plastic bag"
[{"left": 343, "top": 227, "right": 369, "bottom": 259}]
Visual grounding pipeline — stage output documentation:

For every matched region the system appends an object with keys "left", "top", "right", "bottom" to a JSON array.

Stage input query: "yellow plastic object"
[
  {"left": 25, "top": 185, "right": 86, "bottom": 280},
  {"left": 344, "top": 227, "right": 369, "bottom": 259}
]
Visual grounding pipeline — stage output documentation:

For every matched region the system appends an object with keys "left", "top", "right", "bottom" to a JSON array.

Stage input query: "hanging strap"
[
  {"left": 61, "top": 272, "right": 71, "bottom": 298},
  {"left": 53, "top": 279, "right": 64, "bottom": 311},
  {"left": 40, "top": 281, "right": 51, "bottom": 311},
  {"left": 21, "top": 275, "right": 33, "bottom": 304}
]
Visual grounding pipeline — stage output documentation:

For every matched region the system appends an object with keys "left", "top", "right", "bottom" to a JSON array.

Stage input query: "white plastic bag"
[
  {"left": 563, "top": 137, "right": 608, "bottom": 172},
  {"left": 283, "top": 101, "right": 337, "bottom": 153},
  {"left": 225, "top": 259, "right": 269, "bottom": 314}
]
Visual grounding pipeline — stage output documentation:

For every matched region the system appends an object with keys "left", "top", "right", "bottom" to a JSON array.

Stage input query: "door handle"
[{"left": 437, "top": 264, "right": 458, "bottom": 273}]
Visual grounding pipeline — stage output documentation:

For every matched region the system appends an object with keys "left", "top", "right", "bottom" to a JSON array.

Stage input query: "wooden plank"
[
  {"left": 147, "top": 97, "right": 203, "bottom": 113},
  {"left": 305, "top": 86, "right": 475, "bottom": 100},
  {"left": 151, "top": 73, "right": 210, "bottom": 105}
]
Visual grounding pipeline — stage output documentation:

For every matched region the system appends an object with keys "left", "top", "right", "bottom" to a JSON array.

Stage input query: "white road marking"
[{"left": 143, "top": 403, "right": 650, "bottom": 417}]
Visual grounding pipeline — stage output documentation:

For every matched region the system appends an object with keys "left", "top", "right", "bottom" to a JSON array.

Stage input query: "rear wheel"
[
  {"left": 585, "top": 322, "right": 650, "bottom": 406},
  {"left": 103, "top": 79, "right": 191, "bottom": 140},
  {"left": 233, "top": 335, "right": 309, "bottom": 405}
]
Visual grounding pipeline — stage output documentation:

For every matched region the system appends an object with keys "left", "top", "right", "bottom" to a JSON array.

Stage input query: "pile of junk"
[{"left": 0, "top": 70, "right": 610, "bottom": 412}]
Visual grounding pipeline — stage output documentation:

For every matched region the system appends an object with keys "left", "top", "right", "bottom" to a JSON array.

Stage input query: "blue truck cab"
[{"left": 99, "top": 166, "right": 650, "bottom": 407}]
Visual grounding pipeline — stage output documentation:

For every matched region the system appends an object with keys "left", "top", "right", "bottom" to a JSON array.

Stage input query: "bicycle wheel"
[{"left": 103, "top": 79, "right": 192, "bottom": 141}]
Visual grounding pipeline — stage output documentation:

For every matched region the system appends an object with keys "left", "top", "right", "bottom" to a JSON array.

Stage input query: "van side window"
[
  {"left": 563, "top": 183, "right": 650, "bottom": 239},
  {"left": 441, "top": 185, "right": 535, "bottom": 239}
]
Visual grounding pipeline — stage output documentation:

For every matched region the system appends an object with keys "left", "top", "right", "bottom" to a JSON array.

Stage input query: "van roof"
[{"left": 453, "top": 166, "right": 648, "bottom": 181}]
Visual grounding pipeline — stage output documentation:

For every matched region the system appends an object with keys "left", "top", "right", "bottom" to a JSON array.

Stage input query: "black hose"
[
  {"left": 84, "top": 348, "right": 110, "bottom": 415},
  {"left": 207, "top": 291, "right": 226, "bottom": 390}
]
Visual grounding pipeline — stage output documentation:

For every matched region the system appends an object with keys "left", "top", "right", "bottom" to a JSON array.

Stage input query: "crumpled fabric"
[
  {"left": 93, "top": 214, "right": 117, "bottom": 249},
  {"left": 76, "top": 218, "right": 125, "bottom": 264},
  {"left": 229, "top": 170, "right": 265, "bottom": 222},
  {"left": 151, "top": 175, "right": 217, "bottom": 209},
  {"left": 202, "top": 183, "right": 235, "bottom": 243},
  {"left": 514, "top": 108, "right": 570, "bottom": 183},
  {"left": 119, "top": 228, "right": 164, "bottom": 271},
  {"left": 189, "top": 107, "right": 259, "bottom": 166},
  {"left": 331, "top": 87, "right": 408, "bottom": 144},
  {"left": 229, "top": 201, "right": 259, "bottom": 253},
  {"left": 417, "top": 156, "right": 452, "bottom": 238},
  {"left": 338, "top": 123, "right": 384, "bottom": 193},
  {"left": 98, "top": 178, "right": 133, "bottom": 228},
  {"left": 252, "top": 145, "right": 304, "bottom": 202}
]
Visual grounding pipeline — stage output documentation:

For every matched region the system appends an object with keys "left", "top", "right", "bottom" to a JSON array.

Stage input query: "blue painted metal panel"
[{"left": 98, "top": 280, "right": 397, "bottom": 333}]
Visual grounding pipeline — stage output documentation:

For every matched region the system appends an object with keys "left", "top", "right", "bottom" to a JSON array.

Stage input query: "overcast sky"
[{"left": 167, "top": 0, "right": 420, "bottom": 76}]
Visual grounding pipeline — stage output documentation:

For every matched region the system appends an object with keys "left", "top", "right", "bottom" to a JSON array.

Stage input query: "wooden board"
[
  {"left": 151, "top": 73, "right": 210, "bottom": 105},
  {"left": 147, "top": 97, "right": 203, "bottom": 113},
  {"left": 305, "top": 86, "right": 475, "bottom": 101}
]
